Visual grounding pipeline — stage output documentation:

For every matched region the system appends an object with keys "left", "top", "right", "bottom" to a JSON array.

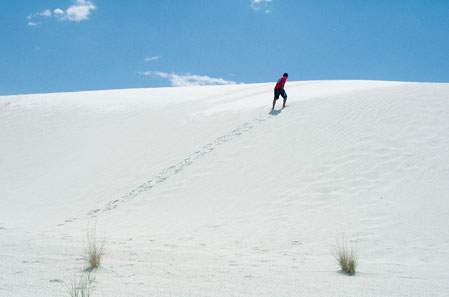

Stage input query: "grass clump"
[
  {"left": 337, "top": 245, "right": 357, "bottom": 275},
  {"left": 336, "top": 235, "right": 357, "bottom": 275},
  {"left": 66, "top": 273, "right": 95, "bottom": 297},
  {"left": 84, "top": 225, "right": 105, "bottom": 271}
]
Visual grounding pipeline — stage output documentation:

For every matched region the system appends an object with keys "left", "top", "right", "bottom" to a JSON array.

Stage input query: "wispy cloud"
[
  {"left": 251, "top": 0, "right": 272, "bottom": 13},
  {"left": 27, "top": 21, "right": 39, "bottom": 27},
  {"left": 54, "top": 8, "right": 65, "bottom": 16},
  {"left": 40, "top": 9, "right": 52, "bottom": 17},
  {"left": 145, "top": 56, "right": 160, "bottom": 62},
  {"left": 26, "top": 0, "right": 96, "bottom": 25},
  {"left": 139, "top": 71, "right": 237, "bottom": 87}
]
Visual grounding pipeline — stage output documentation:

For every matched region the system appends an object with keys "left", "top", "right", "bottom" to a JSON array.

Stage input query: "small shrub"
[
  {"left": 84, "top": 225, "right": 105, "bottom": 271},
  {"left": 337, "top": 243, "right": 357, "bottom": 275}
]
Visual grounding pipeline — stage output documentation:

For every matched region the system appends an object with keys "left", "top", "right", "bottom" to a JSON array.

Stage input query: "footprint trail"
[{"left": 80, "top": 110, "right": 274, "bottom": 221}]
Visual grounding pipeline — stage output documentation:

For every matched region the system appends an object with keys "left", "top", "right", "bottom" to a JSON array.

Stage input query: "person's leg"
[
  {"left": 282, "top": 90, "right": 287, "bottom": 108},
  {"left": 273, "top": 89, "right": 279, "bottom": 110}
]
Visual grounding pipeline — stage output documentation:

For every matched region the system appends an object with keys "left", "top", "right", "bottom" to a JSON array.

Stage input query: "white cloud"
[
  {"left": 54, "top": 8, "right": 65, "bottom": 16},
  {"left": 27, "top": 21, "right": 38, "bottom": 27},
  {"left": 145, "top": 56, "right": 160, "bottom": 62},
  {"left": 40, "top": 9, "right": 52, "bottom": 17},
  {"left": 251, "top": 0, "right": 272, "bottom": 11},
  {"left": 26, "top": 1, "right": 95, "bottom": 25},
  {"left": 65, "top": 0, "right": 96, "bottom": 22},
  {"left": 139, "top": 71, "right": 237, "bottom": 87}
]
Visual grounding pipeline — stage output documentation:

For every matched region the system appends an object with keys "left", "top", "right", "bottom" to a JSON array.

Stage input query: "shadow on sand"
[{"left": 269, "top": 106, "right": 287, "bottom": 116}]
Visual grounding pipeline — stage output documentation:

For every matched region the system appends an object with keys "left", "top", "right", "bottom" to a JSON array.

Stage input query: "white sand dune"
[{"left": 1, "top": 80, "right": 448, "bottom": 296}]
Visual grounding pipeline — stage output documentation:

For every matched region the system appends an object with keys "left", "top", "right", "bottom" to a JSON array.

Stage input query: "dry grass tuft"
[
  {"left": 336, "top": 235, "right": 357, "bottom": 275},
  {"left": 66, "top": 273, "right": 95, "bottom": 297},
  {"left": 337, "top": 245, "right": 357, "bottom": 275},
  {"left": 84, "top": 225, "right": 105, "bottom": 271}
]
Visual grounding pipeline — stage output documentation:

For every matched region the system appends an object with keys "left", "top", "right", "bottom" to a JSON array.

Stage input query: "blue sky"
[{"left": 0, "top": 0, "right": 448, "bottom": 95}]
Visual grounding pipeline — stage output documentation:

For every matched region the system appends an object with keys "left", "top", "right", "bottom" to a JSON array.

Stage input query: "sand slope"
[{"left": 1, "top": 81, "right": 448, "bottom": 296}]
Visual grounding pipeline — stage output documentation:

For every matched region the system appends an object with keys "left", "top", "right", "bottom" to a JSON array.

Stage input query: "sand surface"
[{"left": 1, "top": 80, "right": 449, "bottom": 296}]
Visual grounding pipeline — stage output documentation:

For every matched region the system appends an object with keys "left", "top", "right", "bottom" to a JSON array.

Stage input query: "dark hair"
[{"left": 283, "top": 73, "right": 288, "bottom": 77}]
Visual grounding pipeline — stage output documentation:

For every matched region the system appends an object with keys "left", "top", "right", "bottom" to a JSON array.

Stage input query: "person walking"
[{"left": 273, "top": 73, "right": 288, "bottom": 110}]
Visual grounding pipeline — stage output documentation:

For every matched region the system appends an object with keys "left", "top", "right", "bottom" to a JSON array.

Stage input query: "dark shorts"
[{"left": 274, "top": 89, "right": 287, "bottom": 100}]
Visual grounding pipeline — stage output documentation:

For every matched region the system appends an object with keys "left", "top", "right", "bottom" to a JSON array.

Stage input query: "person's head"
[{"left": 283, "top": 73, "right": 288, "bottom": 78}]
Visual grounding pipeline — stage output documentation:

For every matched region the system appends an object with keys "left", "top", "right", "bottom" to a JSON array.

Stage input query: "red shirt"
[{"left": 275, "top": 76, "right": 287, "bottom": 89}]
